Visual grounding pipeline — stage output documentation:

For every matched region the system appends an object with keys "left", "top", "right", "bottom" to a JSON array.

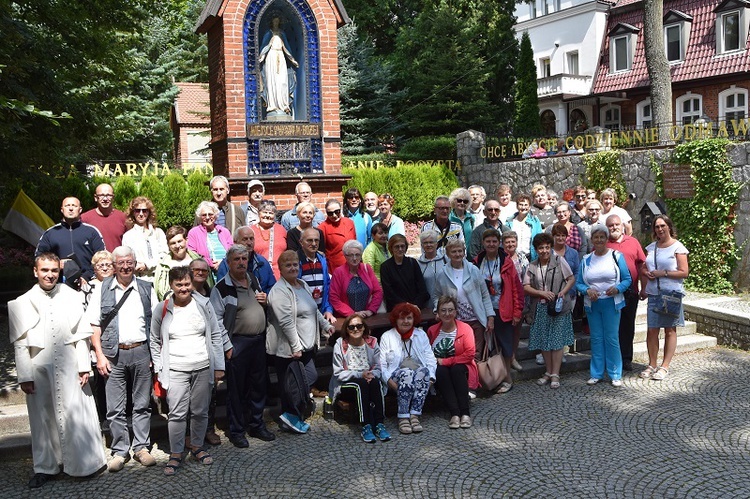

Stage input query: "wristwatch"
[{"left": 664, "top": 270, "right": 669, "bottom": 278}]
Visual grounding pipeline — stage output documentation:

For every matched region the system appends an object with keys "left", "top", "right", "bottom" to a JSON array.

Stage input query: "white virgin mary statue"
[{"left": 259, "top": 16, "right": 299, "bottom": 118}]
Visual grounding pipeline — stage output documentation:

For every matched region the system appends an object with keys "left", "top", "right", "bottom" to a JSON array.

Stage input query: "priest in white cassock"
[{"left": 9, "top": 252, "right": 106, "bottom": 488}]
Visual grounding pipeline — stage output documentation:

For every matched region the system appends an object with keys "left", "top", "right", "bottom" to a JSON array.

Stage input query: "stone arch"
[{"left": 540, "top": 109, "right": 556, "bottom": 136}]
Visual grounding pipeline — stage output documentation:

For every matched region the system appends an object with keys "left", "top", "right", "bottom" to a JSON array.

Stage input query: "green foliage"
[
  {"left": 160, "top": 173, "right": 190, "bottom": 229},
  {"left": 185, "top": 170, "right": 211, "bottom": 214},
  {"left": 343, "top": 165, "right": 460, "bottom": 222},
  {"left": 664, "top": 139, "right": 741, "bottom": 293},
  {"left": 61, "top": 173, "right": 91, "bottom": 208},
  {"left": 399, "top": 136, "right": 456, "bottom": 161},
  {"left": 582, "top": 150, "right": 627, "bottom": 204},
  {"left": 513, "top": 32, "right": 541, "bottom": 137},
  {"left": 138, "top": 175, "right": 165, "bottom": 219},
  {"left": 338, "top": 22, "right": 403, "bottom": 154},
  {"left": 113, "top": 177, "right": 138, "bottom": 212}
]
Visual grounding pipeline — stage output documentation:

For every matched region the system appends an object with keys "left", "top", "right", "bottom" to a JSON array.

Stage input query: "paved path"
[{"left": 1, "top": 348, "right": 749, "bottom": 498}]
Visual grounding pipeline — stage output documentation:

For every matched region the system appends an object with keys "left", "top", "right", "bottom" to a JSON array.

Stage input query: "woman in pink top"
[
  {"left": 187, "top": 201, "right": 232, "bottom": 275},
  {"left": 250, "top": 200, "right": 287, "bottom": 280},
  {"left": 329, "top": 240, "right": 383, "bottom": 318}
]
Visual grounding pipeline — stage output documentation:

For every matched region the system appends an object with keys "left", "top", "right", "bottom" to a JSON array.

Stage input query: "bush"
[
  {"left": 341, "top": 154, "right": 397, "bottom": 169},
  {"left": 343, "top": 164, "right": 459, "bottom": 222},
  {"left": 160, "top": 173, "right": 190, "bottom": 229},
  {"left": 138, "top": 175, "right": 165, "bottom": 222},
  {"left": 185, "top": 170, "right": 211, "bottom": 215},
  {"left": 583, "top": 150, "right": 627, "bottom": 204},
  {"left": 398, "top": 136, "right": 456, "bottom": 161},
  {"left": 113, "top": 176, "right": 137, "bottom": 212}
]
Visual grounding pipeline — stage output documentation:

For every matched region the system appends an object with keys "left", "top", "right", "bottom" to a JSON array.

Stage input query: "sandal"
[
  {"left": 409, "top": 414, "right": 423, "bottom": 433},
  {"left": 651, "top": 366, "right": 669, "bottom": 381},
  {"left": 163, "top": 455, "right": 182, "bottom": 476},
  {"left": 537, "top": 373, "right": 551, "bottom": 386},
  {"left": 190, "top": 448, "right": 213, "bottom": 465},
  {"left": 549, "top": 374, "right": 560, "bottom": 389},
  {"left": 398, "top": 418, "right": 412, "bottom": 434},
  {"left": 640, "top": 366, "right": 657, "bottom": 379},
  {"left": 497, "top": 382, "right": 513, "bottom": 394}
]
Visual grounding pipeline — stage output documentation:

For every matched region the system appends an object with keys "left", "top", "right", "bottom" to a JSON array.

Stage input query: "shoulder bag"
[
  {"left": 653, "top": 245, "right": 682, "bottom": 318},
  {"left": 477, "top": 331, "right": 506, "bottom": 392}
]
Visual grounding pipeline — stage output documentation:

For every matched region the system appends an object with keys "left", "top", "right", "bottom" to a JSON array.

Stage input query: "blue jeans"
[
  {"left": 390, "top": 367, "right": 430, "bottom": 419},
  {"left": 588, "top": 298, "right": 622, "bottom": 380}
]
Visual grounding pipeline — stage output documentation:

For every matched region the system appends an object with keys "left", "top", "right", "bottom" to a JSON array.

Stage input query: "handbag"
[
  {"left": 399, "top": 339, "right": 422, "bottom": 370},
  {"left": 545, "top": 266, "right": 564, "bottom": 317},
  {"left": 477, "top": 332, "right": 506, "bottom": 392},
  {"left": 653, "top": 245, "right": 683, "bottom": 318}
]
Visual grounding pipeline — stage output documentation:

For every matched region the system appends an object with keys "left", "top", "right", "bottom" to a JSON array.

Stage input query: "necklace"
[{"left": 258, "top": 226, "right": 271, "bottom": 241}]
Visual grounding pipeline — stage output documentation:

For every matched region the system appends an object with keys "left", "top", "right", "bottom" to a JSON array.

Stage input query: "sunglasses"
[
  {"left": 346, "top": 323, "right": 365, "bottom": 331},
  {"left": 455, "top": 199, "right": 469, "bottom": 204},
  {"left": 485, "top": 208, "right": 500, "bottom": 212},
  {"left": 327, "top": 209, "right": 341, "bottom": 216},
  {"left": 134, "top": 208, "right": 150, "bottom": 214}
]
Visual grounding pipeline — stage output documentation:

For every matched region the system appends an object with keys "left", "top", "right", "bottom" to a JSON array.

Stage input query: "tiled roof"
[
  {"left": 173, "top": 82, "right": 210, "bottom": 125},
  {"left": 592, "top": 0, "right": 750, "bottom": 95}
]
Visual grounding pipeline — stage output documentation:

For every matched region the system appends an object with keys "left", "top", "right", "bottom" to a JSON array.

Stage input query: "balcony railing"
[{"left": 537, "top": 74, "right": 593, "bottom": 98}]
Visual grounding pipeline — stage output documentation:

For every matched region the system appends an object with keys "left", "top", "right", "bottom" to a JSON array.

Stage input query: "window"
[
  {"left": 637, "top": 99, "right": 652, "bottom": 129},
  {"left": 530, "top": 1, "right": 537, "bottom": 19},
  {"left": 601, "top": 105, "right": 621, "bottom": 130},
  {"left": 608, "top": 24, "right": 639, "bottom": 73},
  {"left": 540, "top": 58, "right": 551, "bottom": 78},
  {"left": 715, "top": 2, "right": 748, "bottom": 54},
  {"left": 722, "top": 11, "right": 740, "bottom": 51},
  {"left": 543, "top": 0, "right": 559, "bottom": 15},
  {"left": 665, "top": 25, "right": 682, "bottom": 61},
  {"left": 569, "top": 109, "right": 588, "bottom": 133},
  {"left": 541, "top": 110, "right": 557, "bottom": 136},
  {"left": 676, "top": 93, "right": 703, "bottom": 124},
  {"left": 567, "top": 52, "right": 579, "bottom": 75},
  {"left": 719, "top": 86, "right": 748, "bottom": 124}
]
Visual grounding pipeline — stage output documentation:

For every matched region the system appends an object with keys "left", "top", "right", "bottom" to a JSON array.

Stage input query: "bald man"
[{"left": 81, "top": 183, "right": 127, "bottom": 251}]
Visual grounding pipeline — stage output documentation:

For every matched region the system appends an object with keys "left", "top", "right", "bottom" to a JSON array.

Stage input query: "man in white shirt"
[{"left": 87, "top": 246, "right": 158, "bottom": 472}]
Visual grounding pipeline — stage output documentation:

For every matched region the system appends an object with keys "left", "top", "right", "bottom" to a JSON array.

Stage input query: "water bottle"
[{"left": 555, "top": 295, "right": 563, "bottom": 313}]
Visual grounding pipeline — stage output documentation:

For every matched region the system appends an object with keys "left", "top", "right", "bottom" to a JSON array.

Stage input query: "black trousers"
[
  {"left": 618, "top": 293, "right": 639, "bottom": 363},
  {"left": 435, "top": 363, "right": 470, "bottom": 417},
  {"left": 275, "top": 350, "right": 317, "bottom": 415},
  {"left": 226, "top": 334, "right": 268, "bottom": 438},
  {"left": 340, "top": 378, "right": 385, "bottom": 426}
]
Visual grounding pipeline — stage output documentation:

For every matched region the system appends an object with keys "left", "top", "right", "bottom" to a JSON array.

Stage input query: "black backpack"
[{"left": 284, "top": 360, "right": 315, "bottom": 421}]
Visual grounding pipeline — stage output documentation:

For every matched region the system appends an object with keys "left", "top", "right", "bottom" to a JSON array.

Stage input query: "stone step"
[{"left": 632, "top": 333, "right": 717, "bottom": 364}]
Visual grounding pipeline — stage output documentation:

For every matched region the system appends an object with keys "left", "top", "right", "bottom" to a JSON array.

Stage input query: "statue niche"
[{"left": 258, "top": 14, "right": 299, "bottom": 121}]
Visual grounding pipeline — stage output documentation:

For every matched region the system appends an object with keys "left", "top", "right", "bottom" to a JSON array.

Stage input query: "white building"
[{"left": 514, "top": 0, "right": 612, "bottom": 136}]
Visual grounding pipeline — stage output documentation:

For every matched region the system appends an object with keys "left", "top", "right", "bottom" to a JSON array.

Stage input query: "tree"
[
  {"left": 342, "top": 0, "right": 424, "bottom": 56},
  {"left": 392, "top": 0, "right": 495, "bottom": 138},
  {"left": 513, "top": 31, "right": 541, "bottom": 137},
  {"left": 338, "top": 22, "right": 403, "bottom": 154},
  {"left": 643, "top": 0, "right": 673, "bottom": 144}
]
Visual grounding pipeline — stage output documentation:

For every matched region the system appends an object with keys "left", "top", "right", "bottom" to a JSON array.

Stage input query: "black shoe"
[
  {"left": 229, "top": 436, "right": 249, "bottom": 448},
  {"left": 29, "top": 473, "right": 55, "bottom": 489},
  {"left": 248, "top": 427, "right": 276, "bottom": 442},
  {"left": 623, "top": 361, "right": 633, "bottom": 371}
]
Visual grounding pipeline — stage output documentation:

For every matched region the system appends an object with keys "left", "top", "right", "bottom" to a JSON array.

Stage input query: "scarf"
[{"left": 398, "top": 326, "right": 414, "bottom": 341}]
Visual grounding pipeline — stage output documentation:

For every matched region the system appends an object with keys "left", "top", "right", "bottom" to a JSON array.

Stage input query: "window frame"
[
  {"left": 601, "top": 105, "right": 622, "bottom": 131},
  {"left": 567, "top": 51, "right": 579, "bottom": 75},
  {"left": 718, "top": 86, "right": 748, "bottom": 124},
  {"left": 664, "top": 23, "right": 683, "bottom": 62},
  {"left": 540, "top": 57, "right": 551, "bottom": 78},
  {"left": 636, "top": 99, "right": 652, "bottom": 129},
  {"left": 675, "top": 93, "right": 703, "bottom": 125},
  {"left": 607, "top": 24, "right": 640, "bottom": 74}
]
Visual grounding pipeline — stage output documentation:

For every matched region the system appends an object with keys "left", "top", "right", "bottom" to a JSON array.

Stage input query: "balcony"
[{"left": 537, "top": 74, "right": 593, "bottom": 99}]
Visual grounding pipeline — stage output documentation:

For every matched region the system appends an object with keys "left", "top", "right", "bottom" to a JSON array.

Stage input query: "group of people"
[{"left": 11, "top": 175, "right": 688, "bottom": 487}]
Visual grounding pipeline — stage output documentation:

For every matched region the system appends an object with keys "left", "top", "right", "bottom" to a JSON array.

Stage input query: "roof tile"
[{"left": 173, "top": 82, "right": 211, "bottom": 125}]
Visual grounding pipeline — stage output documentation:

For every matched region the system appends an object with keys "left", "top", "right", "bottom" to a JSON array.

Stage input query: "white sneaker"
[
  {"left": 611, "top": 379, "right": 623, "bottom": 387},
  {"left": 468, "top": 390, "right": 477, "bottom": 400},
  {"left": 587, "top": 378, "right": 600, "bottom": 385},
  {"left": 536, "top": 353, "right": 544, "bottom": 365}
]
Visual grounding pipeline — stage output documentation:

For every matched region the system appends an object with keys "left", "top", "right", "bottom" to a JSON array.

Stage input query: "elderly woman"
[
  {"left": 576, "top": 225, "right": 632, "bottom": 387},
  {"left": 551, "top": 224, "right": 580, "bottom": 285},
  {"left": 639, "top": 215, "right": 689, "bottom": 381},
  {"left": 85, "top": 250, "right": 114, "bottom": 298},
  {"left": 343, "top": 188, "right": 373, "bottom": 247},
  {"left": 497, "top": 184, "right": 517, "bottom": 223},
  {"left": 267, "top": 250, "right": 335, "bottom": 434},
  {"left": 156, "top": 226, "right": 214, "bottom": 300},
  {"left": 473, "top": 229, "right": 524, "bottom": 393},
  {"left": 188, "top": 201, "right": 233, "bottom": 277},
  {"left": 150, "top": 266, "right": 226, "bottom": 475},
  {"left": 377, "top": 193, "right": 405, "bottom": 238},
  {"left": 329, "top": 240, "right": 383, "bottom": 318},
  {"left": 448, "top": 187, "right": 475, "bottom": 251},
  {"left": 122, "top": 196, "right": 168, "bottom": 281},
  {"left": 329, "top": 314, "right": 391, "bottom": 443},
  {"left": 318, "top": 199, "right": 357, "bottom": 272},
  {"left": 286, "top": 201, "right": 325, "bottom": 253},
  {"left": 427, "top": 296, "right": 477, "bottom": 428},
  {"left": 570, "top": 185, "right": 588, "bottom": 224},
  {"left": 434, "top": 239, "right": 495, "bottom": 366},
  {"left": 362, "top": 223, "right": 390, "bottom": 283},
  {"left": 250, "top": 200, "right": 287, "bottom": 280},
  {"left": 523, "top": 233, "right": 575, "bottom": 389},
  {"left": 381, "top": 234, "right": 430, "bottom": 311},
  {"left": 502, "top": 231, "right": 528, "bottom": 372},
  {"left": 380, "top": 303, "right": 437, "bottom": 434},
  {"left": 547, "top": 202, "right": 583, "bottom": 256},
  {"left": 600, "top": 188, "right": 633, "bottom": 235},
  {"left": 417, "top": 230, "right": 447, "bottom": 306}
]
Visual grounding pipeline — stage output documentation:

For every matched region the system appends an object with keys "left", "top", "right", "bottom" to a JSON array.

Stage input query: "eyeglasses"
[
  {"left": 435, "top": 206, "right": 450, "bottom": 211},
  {"left": 575, "top": 194, "right": 587, "bottom": 199},
  {"left": 96, "top": 194, "right": 114, "bottom": 199},
  {"left": 297, "top": 191, "right": 312, "bottom": 196},
  {"left": 327, "top": 209, "right": 341, "bottom": 216},
  {"left": 439, "top": 308, "right": 456, "bottom": 314},
  {"left": 199, "top": 213, "right": 215, "bottom": 218},
  {"left": 191, "top": 268, "right": 209, "bottom": 274},
  {"left": 555, "top": 211, "right": 568, "bottom": 216},
  {"left": 346, "top": 323, "right": 365, "bottom": 331},
  {"left": 485, "top": 208, "right": 500, "bottom": 212},
  {"left": 455, "top": 199, "right": 469, "bottom": 204},
  {"left": 95, "top": 262, "right": 113, "bottom": 269},
  {"left": 115, "top": 260, "right": 135, "bottom": 267},
  {"left": 344, "top": 253, "right": 362, "bottom": 258},
  {"left": 392, "top": 244, "right": 407, "bottom": 250},
  {"left": 588, "top": 208, "right": 601, "bottom": 212},
  {"left": 347, "top": 196, "right": 361, "bottom": 200},
  {"left": 134, "top": 208, "right": 150, "bottom": 214}
]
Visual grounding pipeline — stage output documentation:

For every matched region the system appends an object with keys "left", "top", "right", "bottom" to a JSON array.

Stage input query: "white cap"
[{"left": 247, "top": 179, "right": 265, "bottom": 194}]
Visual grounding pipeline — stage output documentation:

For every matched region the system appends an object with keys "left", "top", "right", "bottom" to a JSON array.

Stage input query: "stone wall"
[
  {"left": 684, "top": 303, "right": 750, "bottom": 350},
  {"left": 457, "top": 130, "right": 750, "bottom": 289}
]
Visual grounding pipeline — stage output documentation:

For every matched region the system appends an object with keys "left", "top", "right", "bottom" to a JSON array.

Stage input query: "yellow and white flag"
[{"left": 2, "top": 190, "right": 54, "bottom": 246}]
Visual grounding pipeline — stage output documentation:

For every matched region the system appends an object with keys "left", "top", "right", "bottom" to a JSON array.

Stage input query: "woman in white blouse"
[{"left": 122, "top": 196, "right": 168, "bottom": 281}]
